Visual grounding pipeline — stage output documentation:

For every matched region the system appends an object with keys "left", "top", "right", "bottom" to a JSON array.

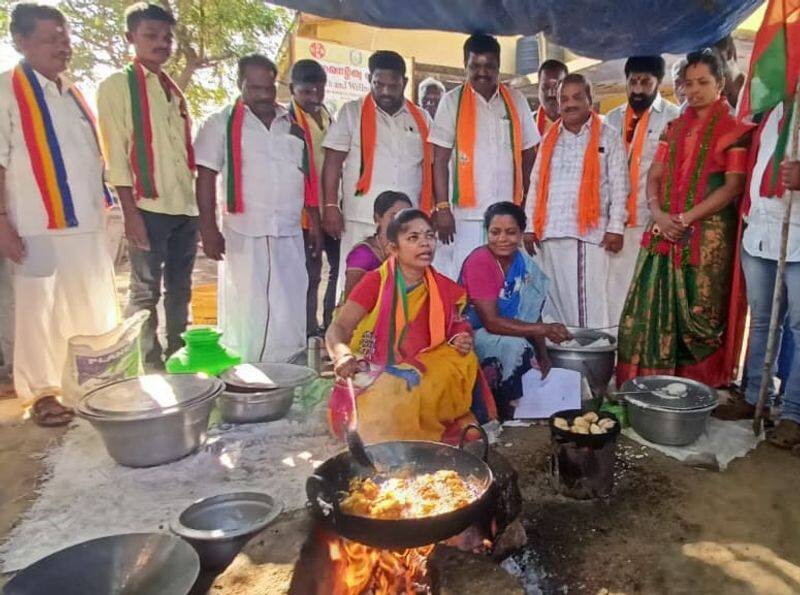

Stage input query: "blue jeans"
[
  {"left": 125, "top": 210, "right": 198, "bottom": 366},
  {"left": 741, "top": 249, "right": 800, "bottom": 423}
]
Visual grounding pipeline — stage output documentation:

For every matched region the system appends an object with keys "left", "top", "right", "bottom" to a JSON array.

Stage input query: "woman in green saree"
[{"left": 617, "top": 49, "right": 752, "bottom": 388}]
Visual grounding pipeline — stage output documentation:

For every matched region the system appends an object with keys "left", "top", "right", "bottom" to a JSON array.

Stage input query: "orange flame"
[{"left": 326, "top": 533, "right": 434, "bottom": 595}]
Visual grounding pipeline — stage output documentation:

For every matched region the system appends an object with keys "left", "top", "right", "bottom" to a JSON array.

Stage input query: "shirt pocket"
[
  {"left": 399, "top": 128, "right": 424, "bottom": 164},
  {"left": 500, "top": 117, "right": 513, "bottom": 149},
  {"left": 272, "top": 133, "right": 305, "bottom": 170}
]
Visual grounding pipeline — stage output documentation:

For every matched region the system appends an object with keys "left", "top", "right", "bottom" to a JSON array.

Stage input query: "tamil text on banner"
[{"left": 293, "top": 37, "right": 414, "bottom": 115}]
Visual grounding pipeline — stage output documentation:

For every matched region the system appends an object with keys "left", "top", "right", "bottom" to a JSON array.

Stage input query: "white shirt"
[
  {"left": 743, "top": 103, "right": 800, "bottom": 262},
  {"left": 0, "top": 68, "right": 105, "bottom": 236},
  {"left": 194, "top": 103, "right": 305, "bottom": 238},
  {"left": 430, "top": 84, "right": 539, "bottom": 221},
  {"left": 528, "top": 117, "right": 629, "bottom": 244},
  {"left": 605, "top": 94, "right": 680, "bottom": 227},
  {"left": 322, "top": 98, "right": 429, "bottom": 224}
]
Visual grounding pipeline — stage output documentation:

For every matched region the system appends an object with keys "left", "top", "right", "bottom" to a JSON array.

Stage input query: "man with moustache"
[
  {"left": 527, "top": 74, "right": 628, "bottom": 329},
  {"left": 430, "top": 33, "right": 539, "bottom": 280},
  {"left": 322, "top": 50, "right": 432, "bottom": 293},
  {"left": 418, "top": 77, "right": 446, "bottom": 118},
  {"left": 605, "top": 56, "right": 679, "bottom": 328},
  {"left": 289, "top": 59, "right": 337, "bottom": 336},
  {"left": 535, "top": 59, "right": 568, "bottom": 137},
  {"left": 98, "top": 3, "right": 196, "bottom": 370},
  {"left": 194, "top": 55, "right": 316, "bottom": 362},
  {"left": 0, "top": 3, "right": 118, "bottom": 423}
]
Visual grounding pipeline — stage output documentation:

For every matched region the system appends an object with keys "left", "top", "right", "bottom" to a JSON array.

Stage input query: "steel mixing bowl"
[
  {"left": 218, "top": 387, "right": 296, "bottom": 423},
  {"left": 170, "top": 492, "right": 283, "bottom": 568},
  {"left": 547, "top": 327, "right": 617, "bottom": 394},
  {"left": 77, "top": 375, "right": 224, "bottom": 467},
  {"left": 219, "top": 362, "right": 316, "bottom": 424},
  {"left": 621, "top": 376, "right": 719, "bottom": 446},
  {"left": 4, "top": 533, "right": 199, "bottom": 595}
]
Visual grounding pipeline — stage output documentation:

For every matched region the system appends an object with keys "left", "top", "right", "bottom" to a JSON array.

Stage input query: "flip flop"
[
  {"left": 30, "top": 395, "right": 74, "bottom": 427},
  {"left": 766, "top": 419, "right": 800, "bottom": 450}
]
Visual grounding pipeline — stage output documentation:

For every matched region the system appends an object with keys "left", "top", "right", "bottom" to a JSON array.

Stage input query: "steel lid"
[
  {"left": 220, "top": 362, "right": 316, "bottom": 392},
  {"left": 621, "top": 376, "right": 718, "bottom": 411},
  {"left": 79, "top": 374, "right": 224, "bottom": 419}
]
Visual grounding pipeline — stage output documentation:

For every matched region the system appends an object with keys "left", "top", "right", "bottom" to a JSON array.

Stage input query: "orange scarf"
[
  {"left": 622, "top": 105, "right": 652, "bottom": 227},
  {"left": 454, "top": 83, "right": 524, "bottom": 207},
  {"left": 355, "top": 94, "right": 433, "bottom": 212},
  {"left": 534, "top": 113, "right": 602, "bottom": 238},
  {"left": 535, "top": 105, "right": 553, "bottom": 137}
]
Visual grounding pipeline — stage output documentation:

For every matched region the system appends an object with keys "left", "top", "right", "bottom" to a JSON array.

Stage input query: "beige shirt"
[
  {"left": 97, "top": 67, "right": 196, "bottom": 216},
  {"left": 194, "top": 104, "right": 305, "bottom": 238},
  {"left": 322, "top": 97, "right": 429, "bottom": 224},
  {"left": 0, "top": 68, "right": 105, "bottom": 236},
  {"left": 429, "top": 84, "right": 539, "bottom": 221},
  {"left": 528, "top": 118, "right": 629, "bottom": 244}
]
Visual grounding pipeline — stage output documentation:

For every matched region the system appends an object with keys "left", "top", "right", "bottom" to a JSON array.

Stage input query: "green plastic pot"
[{"left": 166, "top": 327, "right": 241, "bottom": 376}]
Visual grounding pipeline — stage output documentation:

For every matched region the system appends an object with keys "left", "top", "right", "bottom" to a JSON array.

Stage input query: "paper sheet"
[
  {"left": 622, "top": 419, "right": 764, "bottom": 471},
  {"left": 514, "top": 367, "right": 582, "bottom": 419}
]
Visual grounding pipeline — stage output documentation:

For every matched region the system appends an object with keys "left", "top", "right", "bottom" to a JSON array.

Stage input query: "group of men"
[{"left": 0, "top": 2, "right": 798, "bottom": 428}]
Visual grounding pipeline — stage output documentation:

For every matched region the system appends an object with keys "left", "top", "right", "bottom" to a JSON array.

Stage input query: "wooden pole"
[{"left": 753, "top": 86, "right": 800, "bottom": 436}]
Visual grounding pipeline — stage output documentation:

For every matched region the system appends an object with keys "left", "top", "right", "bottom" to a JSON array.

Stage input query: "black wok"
[{"left": 306, "top": 424, "right": 494, "bottom": 549}]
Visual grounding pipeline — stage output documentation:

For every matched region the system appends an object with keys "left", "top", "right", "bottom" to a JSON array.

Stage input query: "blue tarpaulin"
[{"left": 271, "top": 0, "right": 763, "bottom": 59}]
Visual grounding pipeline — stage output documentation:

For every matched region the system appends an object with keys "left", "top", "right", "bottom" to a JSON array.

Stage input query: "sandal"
[
  {"left": 30, "top": 395, "right": 74, "bottom": 427},
  {"left": 766, "top": 419, "right": 800, "bottom": 450}
]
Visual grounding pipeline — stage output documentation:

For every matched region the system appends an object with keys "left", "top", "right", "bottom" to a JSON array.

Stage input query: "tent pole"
[{"left": 753, "top": 84, "right": 800, "bottom": 436}]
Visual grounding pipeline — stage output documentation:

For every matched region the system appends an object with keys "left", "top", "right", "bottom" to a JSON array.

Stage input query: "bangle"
[
  {"left": 324, "top": 204, "right": 341, "bottom": 211},
  {"left": 435, "top": 201, "right": 451, "bottom": 211},
  {"left": 334, "top": 352, "right": 355, "bottom": 366}
]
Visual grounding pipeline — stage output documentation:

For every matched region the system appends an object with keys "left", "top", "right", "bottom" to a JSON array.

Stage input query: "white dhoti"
[
  {"left": 536, "top": 238, "right": 610, "bottom": 329},
  {"left": 12, "top": 232, "right": 118, "bottom": 402},
  {"left": 431, "top": 219, "right": 485, "bottom": 281},
  {"left": 219, "top": 230, "right": 307, "bottom": 363},
  {"left": 336, "top": 219, "right": 376, "bottom": 296},
  {"left": 606, "top": 225, "right": 646, "bottom": 333},
  {"left": 0, "top": 257, "right": 14, "bottom": 379}
]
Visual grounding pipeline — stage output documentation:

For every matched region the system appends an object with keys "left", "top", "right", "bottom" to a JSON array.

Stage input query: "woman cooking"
[
  {"left": 460, "top": 202, "right": 571, "bottom": 419},
  {"left": 616, "top": 49, "right": 752, "bottom": 387},
  {"left": 326, "top": 209, "right": 496, "bottom": 443},
  {"left": 342, "top": 191, "right": 412, "bottom": 300}
]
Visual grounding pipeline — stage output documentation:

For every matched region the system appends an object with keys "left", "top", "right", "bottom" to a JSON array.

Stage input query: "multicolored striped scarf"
[
  {"left": 533, "top": 113, "right": 602, "bottom": 238},
  {"left": 355, "top": 94, "right": 434, "bottom": 212},
  {"left": 288, "top": 99, "right": 322, "bottom": 210},
  {"left": 126, "top": 59, "right": 195, "bottom": 199},
  {"left": 225, "top": 98, "right": 246, "bottom": 213},
  {"left": 622, "top": 105, "right": 652, "bottom": 227},
  {"left": 454, "top": 83, "right": 524, "bottom": 207},
  {"left": 369, "top": 258, "right": 447, "bottom": 385},
  {"left": 11, "top": 62, "right": 112, "bottom": 229}
]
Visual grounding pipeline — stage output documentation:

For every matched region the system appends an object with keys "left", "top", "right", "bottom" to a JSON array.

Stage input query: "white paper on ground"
[
  {"left": 514, "top": 367, "right": 582, "bottom": 419},
  {"left": 622, "top": 418, "right": 764, "bottom": 471}
]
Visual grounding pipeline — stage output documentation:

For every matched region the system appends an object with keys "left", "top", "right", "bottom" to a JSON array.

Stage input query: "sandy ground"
[
  {"left": 497, "top": 427, "right": 800, "bottom": 595},
  {"left": 1, "top": 214, "right": 799, "bottom": 593}
]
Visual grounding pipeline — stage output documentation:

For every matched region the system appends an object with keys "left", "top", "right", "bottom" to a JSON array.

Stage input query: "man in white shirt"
[
  {"left": 322, "top": 50, "right": 431, "bottom": 293},
  {"left": 714, "top": 104, "right": 800, "bottom": 449},
  {"left": 418, "top": 77, "right": 445, "bottom": 119},
  {"left": 527, "top": 74, "right": 629, "bottom": 329},
  {"left": 605, "top": 56, "right": 680, "bottom": 329},
  {"left": 195, "top": 54, "right": 318, "bottom": 362},
  {"left": 0, "top": 4, "right": 118, "bottom": 423},
  {"left": 430, "top": 33, "right": 539, "bottom": 280}
]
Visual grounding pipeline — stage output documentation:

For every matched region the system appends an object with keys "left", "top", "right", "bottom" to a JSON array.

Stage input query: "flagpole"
[{"left": 753, "top": 82, "right": 800, "bottom": 436}]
